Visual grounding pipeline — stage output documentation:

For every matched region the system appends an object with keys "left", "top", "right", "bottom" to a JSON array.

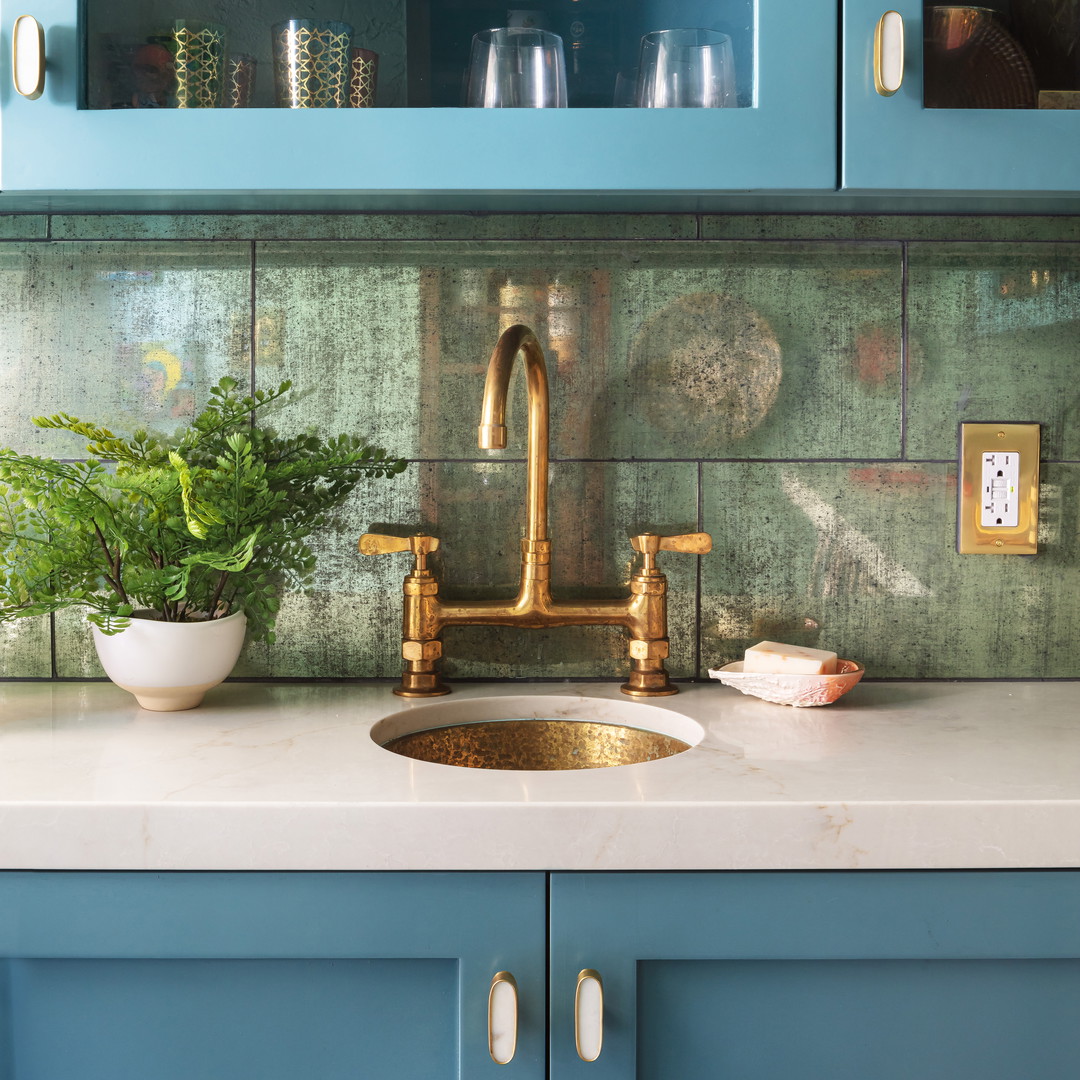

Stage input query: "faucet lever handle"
[
  {"left": 359, "top": 533, "right": 440, "bottom": 571},
  {"left": 359, "top": 533, "right": 410, "bottom": 556},
  {"left": 630, "top": 532, "right": 713, "bottom": 556},
  {"left": 659, "top": 531, "right": 712, "bottom": 555}
]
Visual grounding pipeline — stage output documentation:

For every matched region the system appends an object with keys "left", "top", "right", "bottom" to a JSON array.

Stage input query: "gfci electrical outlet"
[{"left": 958, "top": 422, "right": 1040, "bottom": 554}]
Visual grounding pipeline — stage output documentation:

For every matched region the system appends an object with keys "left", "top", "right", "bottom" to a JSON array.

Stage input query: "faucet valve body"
[{"left": 359, "top": 329, "right": 712, "bottom": 698}]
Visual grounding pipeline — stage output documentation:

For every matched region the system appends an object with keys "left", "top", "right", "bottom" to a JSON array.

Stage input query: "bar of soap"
[{"left": 743, "top": 640, "right": 838, "bottom": 675}]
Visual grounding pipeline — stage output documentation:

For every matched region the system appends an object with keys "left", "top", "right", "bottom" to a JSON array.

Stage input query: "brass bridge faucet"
[{"left": 361, "top": 323, "right": 711, "bottom": 698}]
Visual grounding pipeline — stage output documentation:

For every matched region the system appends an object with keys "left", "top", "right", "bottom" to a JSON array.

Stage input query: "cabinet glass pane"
[
  {"left": 83, "top": 1, "right": 756, "bottom": 111},
  {"left": 924, "top": 2, "right": 1080, "bottom": 110}
]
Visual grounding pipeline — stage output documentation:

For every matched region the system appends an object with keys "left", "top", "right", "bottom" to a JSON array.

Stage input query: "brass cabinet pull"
[
  {"left": 874, "top": 11, "right": 905, "bottom": 95},
  {"left": 574, "top": 969, "right": 604, "bottom": 1062},
  {"left": 488, "top": 971, "right": 518, "bottom": 1065},
  {"left": 12, "top": 15, "right": 45, "bottom": 99}
]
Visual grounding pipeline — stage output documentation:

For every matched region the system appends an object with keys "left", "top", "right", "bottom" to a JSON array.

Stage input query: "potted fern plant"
[{"left": 0, "top": 377, "right": 406, "bottom": 710}]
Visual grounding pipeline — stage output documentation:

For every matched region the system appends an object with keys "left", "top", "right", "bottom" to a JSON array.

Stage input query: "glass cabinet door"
[
  {"left": 0, "top": 0, "right": 838, "bottom": 199},
  {"left": 843, "top": 0, "right": 1080, "bottom": 191}
]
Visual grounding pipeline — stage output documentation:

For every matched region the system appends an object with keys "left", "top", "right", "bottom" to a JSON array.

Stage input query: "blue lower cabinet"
[
  {"left": 0, "top": 872, "right": 548, "bottom": 1080},
  {"left": 549, "top": 871, "right": 1080, "bottom": 1079},
  {"left": 2, "top": 870, "right": 1077, "bottom": 1078}
]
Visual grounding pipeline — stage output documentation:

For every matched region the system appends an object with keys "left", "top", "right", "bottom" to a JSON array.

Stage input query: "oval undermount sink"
[{"left": 372, "top": 695, "right": 703, "bottom": 771}]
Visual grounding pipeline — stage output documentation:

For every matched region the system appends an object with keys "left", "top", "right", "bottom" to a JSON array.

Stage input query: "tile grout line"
[
  {"left": 249, "top": 240, "right": 258, "bottom": 408},
  {"left": 695, "top": 460, "right": 704, "bottom": 678},
  {"left": 900, "top": 239, "right": 909, "bottom": 461}
]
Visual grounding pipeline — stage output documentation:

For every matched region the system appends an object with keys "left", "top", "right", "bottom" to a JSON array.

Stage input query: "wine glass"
[
  {"left": 464, "top": 27, "right": 568, "bottom": 108},
  {"left": 636, "top": 28, "right": 736, "bottom": 108}
]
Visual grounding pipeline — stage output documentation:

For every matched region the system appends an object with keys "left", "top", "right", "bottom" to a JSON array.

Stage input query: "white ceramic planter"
[{"left": 91, "top": 610, "right": 247, "bottom": 712}]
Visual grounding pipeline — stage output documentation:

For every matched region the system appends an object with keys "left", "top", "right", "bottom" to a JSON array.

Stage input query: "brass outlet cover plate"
[{"left": 957, "top": 422, "right": 1040, "bottom": 554}]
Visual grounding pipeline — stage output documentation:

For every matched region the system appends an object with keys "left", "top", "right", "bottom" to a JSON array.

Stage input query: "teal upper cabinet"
[
  {"left": 0, "top": 0, "right": 837, "bottom": 199},
  {"left": 4, "top": 1, "right": 1078, "bottom": 204},
  {"left": 843, "top": 1, "right": 1080, "bottom": 193}
]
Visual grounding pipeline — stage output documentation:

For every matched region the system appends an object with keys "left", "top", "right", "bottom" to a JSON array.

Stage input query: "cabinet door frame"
[
  {"left": 842, "top": 0, "right": 1080, "bottom": 192},
  {"left": 550, "top": 870, "right": 1080, "bottom": 1078},
  {"left": 0, "top": 0, "right": 837, "bottom": 196},
  {"left": 0, "top": 870, "right": 548, "bottom": 1079}
]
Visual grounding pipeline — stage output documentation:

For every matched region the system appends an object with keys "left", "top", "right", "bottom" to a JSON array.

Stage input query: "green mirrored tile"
[
  {"left": 52, "top": 214, "right": 695, "bottom": 242},
  {"left": 0, "top": 618, "right": 52, "bottom": 678},
  {"left": 236, "top": 463, "right": 421, "bottom": 679},
  {"left": 907, "top": 242, "right": 1080, "bottom": 460},
  {"left": 254, "top": 244, "right": 423, "bottom": 459},
  {"left": 606, "top": 245, "right": 902, "bottom": 460},
  {"left": 702, "top": 215, "right": 1080, "bottom": 242},
  {"left": 260, "top": 240, "right": 902, "bottom": 462},
  {"left": 0, "top": 242, "right": 251, "bottom": 457},
  {"left": 701, "top": 462, "right": 1080, "bottom": 679},
  {"left": 52, "top": 609, "right": 100, "bottom": 679},
  {"left": 49, "top": 216, "right": 258, "bottom": 242},
  {"left": 0, "top": 217, "right": 46, "bottom": 239}
]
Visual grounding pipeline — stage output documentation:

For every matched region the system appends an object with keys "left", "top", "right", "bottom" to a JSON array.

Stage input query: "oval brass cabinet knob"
[
  {"left": 874, "top": 10, "right": 905, "bottom": 96},
  {"left": 575, "top": 969, "right": 604, "bottom": 1062},
  {"left": 13, "top": 15, "right": 46, "bottom": 99},
  {"left": 488, "top": 971, "right": 519, "bottom": 1065}
]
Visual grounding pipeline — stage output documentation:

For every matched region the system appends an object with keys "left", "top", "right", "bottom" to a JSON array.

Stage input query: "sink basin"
[{"left": 372, "top": 694, "right": 703, "bottom": 771}]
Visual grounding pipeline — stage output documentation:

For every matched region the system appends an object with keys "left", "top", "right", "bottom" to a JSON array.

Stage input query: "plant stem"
[
  {"left": 208, "top": 570, "right": 230, "bottom": 618},
  {"left": 93, "top": 522, "right": 129, "bottom": 605}
]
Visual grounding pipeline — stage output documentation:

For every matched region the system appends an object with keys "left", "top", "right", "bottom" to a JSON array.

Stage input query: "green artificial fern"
[{"left": 0, "top": 377, "right": 407, "bottom": 643}]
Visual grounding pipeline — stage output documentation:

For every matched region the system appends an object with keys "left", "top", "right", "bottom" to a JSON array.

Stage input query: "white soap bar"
[{"left": 743, "top": 640, "right": 838, "bottom": 675}]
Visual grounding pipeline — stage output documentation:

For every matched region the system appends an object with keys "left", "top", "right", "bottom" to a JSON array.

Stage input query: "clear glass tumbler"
[
  {"left": 464, "top": 27, "right": 568, "bottom": 108},
  {"left": 636, "top": 28, "right": 736, "bottom": 108}
]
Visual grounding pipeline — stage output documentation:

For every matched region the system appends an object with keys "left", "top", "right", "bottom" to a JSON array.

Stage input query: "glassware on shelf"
[
  {"left": 169, "top": 19, "right": 227, "bottom": 108},
  {"left": 923, "top": 6, "right": 1037, "bottom": 109},
  {"left": 612, "top": 67, "right": 637, "bottom": 106},
  {"left": 464, "top": 27, "right": 568, "bottom": 107},
  {"left": 226, "top": 53, "right": 256, "bottom": 108},
  {"left": 272, "top": 19, "right": 353, "bottom": 108},
  {"left": 635, "top": 28, "right": 735, "bottom": 108},
  {"left": 349, "top": 47, "right": 379, "bottom": 107}
]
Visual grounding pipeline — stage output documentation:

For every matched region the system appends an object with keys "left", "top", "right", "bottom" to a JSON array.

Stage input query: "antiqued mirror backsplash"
[{"left": 1, "top": 214, "right": 1078, "bottom": 681}]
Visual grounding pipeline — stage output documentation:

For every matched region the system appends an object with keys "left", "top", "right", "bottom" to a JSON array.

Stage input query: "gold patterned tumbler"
[
  {"left": 227, "top": 53, "right": 256, "bottom": 107},
  {"left": 169, "top": 19, "right": 226, "bottom": 108},
  {"left": 349, "top": 47, "right": 378, "bottom": 107},
  {"left": 272, "top": 19, "right": 353, "bottom": 108}
]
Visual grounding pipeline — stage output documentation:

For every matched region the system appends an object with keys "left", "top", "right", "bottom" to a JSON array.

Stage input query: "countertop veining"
[{"left": 0, "top": 679, "right": 1077, "bottom": 872}]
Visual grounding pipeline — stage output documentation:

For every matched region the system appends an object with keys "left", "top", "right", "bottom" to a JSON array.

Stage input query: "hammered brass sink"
[{"left": 372, "top": 695, "right": 703, "bottom": 771}]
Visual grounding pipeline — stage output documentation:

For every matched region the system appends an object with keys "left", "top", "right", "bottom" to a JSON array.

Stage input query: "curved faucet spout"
[{"left": 478, "top": 323, "right": 550, "bottom": 543}]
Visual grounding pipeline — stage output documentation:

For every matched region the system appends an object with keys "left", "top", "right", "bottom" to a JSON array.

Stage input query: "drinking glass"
[
  {"left": 272, "top": 19, "right": 353, "bottom": 108},
  {"left": 464, "top": 27, "right": 567, "bottom": 108},
  {"left": 636, "top": 28, "right": 735, "bottom": 108},
  {"left": 612, "top": 68, "right": 638, "bottom": 107},
  {"left": 169, "top": 19, "right": 226, "bottom": 108}
]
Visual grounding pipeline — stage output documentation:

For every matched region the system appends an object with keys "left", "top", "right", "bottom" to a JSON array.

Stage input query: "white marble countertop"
[{"left": 0, "top": 678, "right": 1077, "bottom": 872}]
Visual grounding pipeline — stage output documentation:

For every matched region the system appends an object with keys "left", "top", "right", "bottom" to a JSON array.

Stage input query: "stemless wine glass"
[
  {"left": 464, "top": 27, "right": 567, "bottom": 107},
  {"left": 636, "top": 28, "right": 736, "bottom": 108}
]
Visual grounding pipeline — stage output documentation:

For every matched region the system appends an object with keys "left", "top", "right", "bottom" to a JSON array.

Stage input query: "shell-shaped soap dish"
[{"left": 708, "top": 659, "right": 864, "bottom": 707}]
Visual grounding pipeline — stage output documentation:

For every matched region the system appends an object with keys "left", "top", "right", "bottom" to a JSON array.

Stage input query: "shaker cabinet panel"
[
  {"left": 842, "top": 0, "right": 1080, "bottom": 192},
  {"left": 549, "top": 871, "right": 1080, "bottom": 1079},
  {"left": 0, "top": 0, "right": 837, "bottom": 198},
  {"left": 0, "top": 871, "right": 548, "bottom": 1080}
]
